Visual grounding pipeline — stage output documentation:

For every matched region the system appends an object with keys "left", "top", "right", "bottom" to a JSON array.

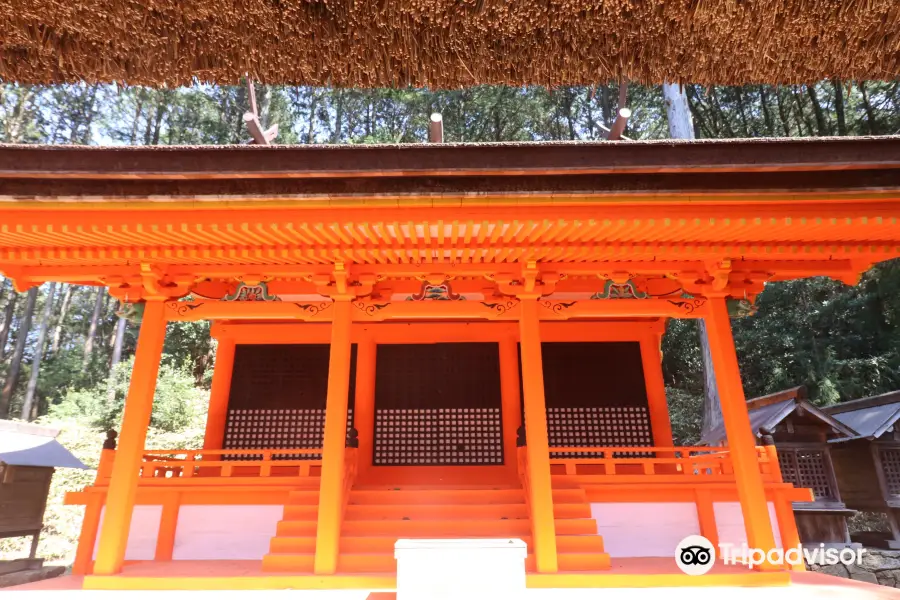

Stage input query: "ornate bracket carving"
[
  {"left": 667, "top": 297, "right": 708, "bottom": 315},
  {"left": 223, "top": 280, "right": 280, "bottom": 302},
  {"left": 591, "top": 279, "right": 648, "bottom": 299},
  {"left": 407, "top": 279, "right": 463, "bottom": 301}
]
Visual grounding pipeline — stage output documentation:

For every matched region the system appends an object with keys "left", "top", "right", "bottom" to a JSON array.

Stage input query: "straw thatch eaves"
[{"left": 1, "top": 0, "right": 899, "bottom": 88}]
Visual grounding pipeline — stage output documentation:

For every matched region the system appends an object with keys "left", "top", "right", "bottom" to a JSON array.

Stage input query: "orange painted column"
[
  {"left": 354, "top": 338, "right": 377, "bottom": 471},
  {"left": 499, "top": 337, "right": 522, "bottom": 471},
  {"left": 93, "top": 300, "right": 167, "bottom": 576},
  {"left": 639, "top": 334, "right": 674, "bottom": 446},
  {"left": 203, "top": 336, "right": 236, "bottom": 449},
  {"left": 518, "top": 298, "right": 559, "bottom": 573},
  {"left": 704, "top": 296, "right": 779, "bottom": 570},
  {"left": 314, "top": 299, "right": 354, "bottom": 575},
  {"left": 71, "top": 495, "right": 103, "bottom": 575}
]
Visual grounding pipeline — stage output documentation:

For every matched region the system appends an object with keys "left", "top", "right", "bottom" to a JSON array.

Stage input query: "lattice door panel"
[
  {"left": 223, "top": 343, "right": 357, "bottom": 460},
  {"left": 373, "top": 343, "right": 504, "bottom": 466},
  {"left": 777, "top": 448, "right": 837, "bottom": 501},
  {"left": 880, "top": 448, "right": 900, "bottom": 496},
  {"left": 374, "top": 407, "right": 503, "bottom": 465},
  {"left": 223, "top": 407, "right": 354, "bottom": 460},
  {"left": 547, "top": 406, "right": 654, "bottom": 458}
]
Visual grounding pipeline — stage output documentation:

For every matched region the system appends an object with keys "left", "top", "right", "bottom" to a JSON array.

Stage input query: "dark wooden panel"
[
  {"left": 228, "top": 344, "right": 357, "bottom": 411},
  {"left": 0, "top": 467, "right": 52, "bottom": 535},
  {"left": 373, "top": 343, "right": 503, "bottom": 466},
  {"left": 796, "top": 513, "right": 850, "bottom": 545},
  {"left": 831, "top": 441, "right": 885, "bottom": 509},
  {"left": 541, "top": 342, "right": 648, "bottom": 409},
  {"left": 536, "top": 342, "right": 653, "bottom": 457},
  {"left": 223, "top": 344, "right": 357, "bottom": 457}
]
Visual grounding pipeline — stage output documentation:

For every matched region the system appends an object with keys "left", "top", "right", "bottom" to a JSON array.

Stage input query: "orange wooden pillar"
[
  {"left": 640, "top": 333, "right": 674, "bottom": 446},
  {"left": 518, "top": 298, "right": 558, "bottom": 573},
  {"left": 314, "top": 299, "right": 354, "bottom": 575},
  {"left": 704, "top": 296, "right": 779, "bottom": 570},
  {"left": 93, "top": 300, "right": 167, "bottom": 576},
  {"left": 203, "top": 335, "right": 236, "bottom": 449},
  {"left": 499, "top": 337, "right": 522, "bottom": 471},
  {"left": 354, "top": 337, "right": 377, "bottom": 471}
]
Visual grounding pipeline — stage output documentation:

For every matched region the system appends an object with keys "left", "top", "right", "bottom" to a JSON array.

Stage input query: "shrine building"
[{"left": 1, "top": 139, "right": 899, "bottom": 592}]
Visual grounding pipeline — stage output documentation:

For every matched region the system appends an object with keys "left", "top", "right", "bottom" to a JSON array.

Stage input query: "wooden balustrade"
[
  {"left": 95, "top": 448, "right": 325, "bottom": 483},
  {"left": 545, "top": 446, "right": 781, "bottom": 482}
]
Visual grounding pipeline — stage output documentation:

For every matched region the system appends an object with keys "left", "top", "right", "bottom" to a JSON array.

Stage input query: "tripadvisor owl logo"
[{"left": 675, "top": 535, "right": 716, "bottom": 575}]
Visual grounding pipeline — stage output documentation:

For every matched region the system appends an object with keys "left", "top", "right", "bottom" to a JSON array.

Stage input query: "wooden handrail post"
[
  {"left": 93, "top": 300, "right": 167, "bottom": 575},
  {"left": 314, "top": 299, "right": 353, "bottom": 575},
  {"left": 96, "top": 448, "right": 116, "bottom": 482},
  {"left": 704, "top": 296, "right": 779, "bottom": 570},
  {"left": 518, "top": 298, "right": 558, "bottom": 573}
]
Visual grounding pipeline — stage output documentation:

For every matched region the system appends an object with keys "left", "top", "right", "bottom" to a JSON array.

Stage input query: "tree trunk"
[
  {"left": 0, "top": 287, "right": 38, "bottom": 418},
  {"left": 50, "top": 284, "right": 74, "bottom": 355},
  {"left": 859, "top": 81, "right": 879, "bottom": 135},
  {"left": 662, "top": 82, "right": 722, "bottom": 439},
  {"left": 775, "top": 88, "right": 792, "bottom": 136},
  {"left": 832, "top": 80, "right": 847, "bottom": 136},
  {"left": 0, "top": 292, "right": 17, "bottom": 359},
  {"left": 759, "top": 86, "right": 775, "bottom": 135},
  {"left": 82, "top": 289, "right": 105, "bottom": 369},
  {"left": 332, "top": 90, "right": 344, "bottom": 144},
  {"left": 805, "top": 84, "right": 828, "bottom": 136},
  {"left": 21, "top": 282, "right": 57, "bottom": 420},
  {"left": 107, "top": 308, "right": 128, "bottom": 404},
  {"left": 662, "top": 84, "right": 696, "bottom": 138}
]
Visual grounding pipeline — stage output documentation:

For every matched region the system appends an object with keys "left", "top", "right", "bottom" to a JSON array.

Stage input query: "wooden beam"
[
  {"left": 211, "top": 320, "right": 664, "bottom": 345},
  {"left": 166, "top": 297, "right": 706, "bottom": 323}
]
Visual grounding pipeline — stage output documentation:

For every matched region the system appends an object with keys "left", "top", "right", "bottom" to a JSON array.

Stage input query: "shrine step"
[
  {"left": 526, "top": 552, "right": 612, "bottom": 572},
  {"left": 263, "top": 550, "right": 611, "bottom": 574},
  {"left": 286, "top": 490, "right": 320, "bottom": 504},
  {"left": 261, "top": 553, "right": 315, "bottom": 573},
  {"left": 303, "top": 503, "right": 591, "bottom": 521},
  {"left": 348, "top": 488, "right": 525, "bottom": 505},
  {"left": 270, "top": 534, "right": 604, "bottom": 555}
]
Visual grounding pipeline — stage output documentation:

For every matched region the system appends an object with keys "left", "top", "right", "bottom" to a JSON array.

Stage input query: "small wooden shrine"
[
  {"left": 701, "top": 387, "right": 858, "bottom": 547},
  {"left": 825, "top": 391, "right": 900, "bottom": 549},
  {"left": 0, "top": 420, "right": 86, "bottom": 579}
]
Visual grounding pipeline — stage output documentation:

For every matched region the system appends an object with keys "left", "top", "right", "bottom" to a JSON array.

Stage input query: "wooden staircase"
[{"left": 262, "top": 484, "right": 610, "bottom": 573}]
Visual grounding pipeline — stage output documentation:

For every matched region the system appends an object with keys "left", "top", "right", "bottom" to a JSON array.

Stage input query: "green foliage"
[
  {"left": 49, "top": 355, "right": 209, "bottom": 433},
  {"left": 666, "top": 387, "right": 704, "bottom": 446}
]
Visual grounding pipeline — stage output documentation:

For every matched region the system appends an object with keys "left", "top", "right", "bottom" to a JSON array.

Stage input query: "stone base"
[
  {"left": 808, "top": 548, "right": 900, "bottom": 588},
  {"left": 0, "top": 558, "right": 43, "bottom": 576},
  {"left": 0, "top": 565, "right": 66, "bottom": 589}
]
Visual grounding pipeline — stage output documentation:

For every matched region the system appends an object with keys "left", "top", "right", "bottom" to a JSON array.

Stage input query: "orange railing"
[
  {"left": 547, "top": 446, "right": 781, "bottom": 482},
  {"left": 95, "top": 448, "right": 325, "bottom": 483}
]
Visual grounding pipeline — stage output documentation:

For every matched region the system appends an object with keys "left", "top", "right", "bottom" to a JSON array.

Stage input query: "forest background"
[{"left": 0, "top": 80, "right": 898, "bottom": 564}]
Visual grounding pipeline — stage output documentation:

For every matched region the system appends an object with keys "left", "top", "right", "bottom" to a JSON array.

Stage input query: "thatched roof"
[{"left": 1, "top": 0, "right": 899, "bottom": 87}]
